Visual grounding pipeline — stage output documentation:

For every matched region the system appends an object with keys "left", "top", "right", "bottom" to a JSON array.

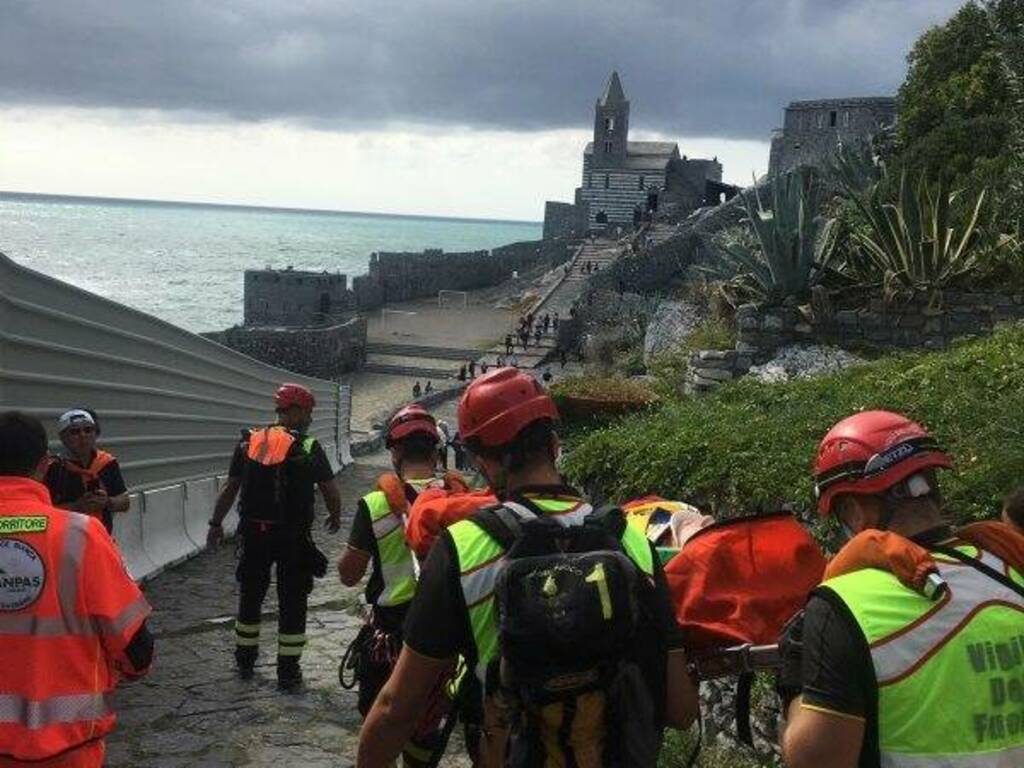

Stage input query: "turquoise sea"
[{"left": 0, "top": 192, "right": 540, "bottom": 332}]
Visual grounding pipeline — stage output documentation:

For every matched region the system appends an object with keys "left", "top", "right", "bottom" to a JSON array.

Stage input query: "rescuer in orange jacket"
[
  {"left": 43, "top": 409, "right": 129, "bottom": 534},
  {"left": 0, "top": 411, "right": 154, "bottom": 768}
]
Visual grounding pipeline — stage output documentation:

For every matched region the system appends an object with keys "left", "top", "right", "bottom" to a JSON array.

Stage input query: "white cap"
[{"left": 57, "top": 409, "right": 96, "bottom": 433}]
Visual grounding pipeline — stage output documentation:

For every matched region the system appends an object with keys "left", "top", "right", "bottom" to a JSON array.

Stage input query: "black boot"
[
  {"left": 277, "top": 656, "right": 303, "bottom": 692},
  {"left": 235, "top": 646, "right": 257, "bottom": 680}
]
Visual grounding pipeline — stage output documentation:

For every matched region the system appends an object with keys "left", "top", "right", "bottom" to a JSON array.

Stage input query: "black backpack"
[
  {"left": 472, "top": 501, "right": 660, "bottom": 768},
  {"left": 238, "top": 427, "right": 315, "bottom": 524}
]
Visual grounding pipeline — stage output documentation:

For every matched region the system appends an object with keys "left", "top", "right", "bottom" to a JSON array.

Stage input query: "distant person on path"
[
  {"left": 468, "top": 360, "right": 476, "bottom": 379},
  {"left": 542, "top": 366, "right": 553, "bottom": 384},
  {"left": 458, "top": 365, "right": 466, "bottom": 382},
  {"left": 480, "top": 361, "right": 489, "bottom": 375},
  {"left": 0, "top": 411, "right": 154, "bottom": 767},
  {"left": 436, "top": 420, "right": 451, "bottom": 470},
  {"left": 534, "top": 324, "right": 542, "bottom": 346},
  {"left": 510, "top": 353, "right": 519, "bottom": 368},
  {"left": 451, "top": 432, "right": 466, "bottom": 471},
  {"left": 559, "top": 347, "right": 568, "bottom": 368},
  {"left": 208, "top": 384, "right": 341, "bottom": 691},
  {"left": 504, "top": 334, "right": 514, "bottom": 356},
  {"left": 496, "top": 354, "right": 505, "bottom": 367},
  {"left": 44, "top": 408, "right": 129, "bottom": 534},
  {"left": 1002, "top": 486, "right": 1024, "bottom": 533},
  {"left": 424, "top": 381, "right": 433, "bottom": 395},
  {"left": 412, "top": 381, "right": 422, "bottom": 398}
]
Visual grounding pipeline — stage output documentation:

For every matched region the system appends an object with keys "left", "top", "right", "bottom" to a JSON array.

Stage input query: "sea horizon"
[
  {"left": 0, "top": 190, "right": 542, "bottom": 227},
  {"left": 0, "top": 190, "right": 541, "bottom": 332}
]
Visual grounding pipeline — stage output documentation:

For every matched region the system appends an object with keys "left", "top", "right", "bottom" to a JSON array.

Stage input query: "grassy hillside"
[{"left": 565, "top": 324, "right": 1024, "bottom": 525}]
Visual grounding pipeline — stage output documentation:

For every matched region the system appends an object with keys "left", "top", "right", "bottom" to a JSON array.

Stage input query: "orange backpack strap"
[
  {"left": 88, "top": 450, "right": 116, "bottom": 476},
  {"left": 825, "top": 530, "right": 942, "bottom": 598},
  {"left": 956, "top": 521, "right": 1024, "bottom": 574},
  {"left": 442, "top": 470, "right": 470, "bottom": 494},
  {"left": 247, "top": 427, "right": 296, "bottom": 465},
  {"left": 376, "top": 473, "right": 409, "bottom": 516}
]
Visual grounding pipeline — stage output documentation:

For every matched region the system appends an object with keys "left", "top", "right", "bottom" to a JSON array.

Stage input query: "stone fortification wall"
[
  {"left": 244, "top": 268, "right": 352, "bottom": 327},
  {"left": 543, "top": 202, "right": 578, "bottom": 240},
  {"left": 351, "top": 240, "right": 567, "bottom": 311},
  {"left": 769, "top": 97, "right": 896, "bottom": 176},
  {"left": 206, "top": 316, "right": 367, "bottom": 380}
]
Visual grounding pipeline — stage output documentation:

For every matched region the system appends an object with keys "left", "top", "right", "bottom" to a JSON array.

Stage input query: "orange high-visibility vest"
[{"left": 0, "top": 477, "right": 152, "bottom": 765}]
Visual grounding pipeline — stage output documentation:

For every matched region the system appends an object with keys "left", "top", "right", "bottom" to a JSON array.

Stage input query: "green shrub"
[
  {"left": 565, "top": 324, "right": 1024, "bottom": 525},
  {"left": 647, "top": 318, "right": 738, "bottom": 401},
  {"left": 686, "top": 317, "right": 737, "bottom": 351}
]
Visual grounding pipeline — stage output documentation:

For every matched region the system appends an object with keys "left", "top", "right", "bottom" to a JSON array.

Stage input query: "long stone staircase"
[{"left": 360, "top": 226, "right": 673, "bottom": 379}]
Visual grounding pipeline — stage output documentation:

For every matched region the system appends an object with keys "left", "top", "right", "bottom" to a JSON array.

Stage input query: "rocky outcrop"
[
  {"left": 643, "top": 300, "right": 704, "bottom": 362},
  {"left": 748, "top": 344, "right": 862, "bottom": 383}
]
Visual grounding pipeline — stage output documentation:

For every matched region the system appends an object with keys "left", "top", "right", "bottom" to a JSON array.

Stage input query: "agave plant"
[
  {"left": 709, "top": 168, "right": 838, "bottom": 303},
  {"left": 845, "top": 171, "right": 987, "bottom": 299}
]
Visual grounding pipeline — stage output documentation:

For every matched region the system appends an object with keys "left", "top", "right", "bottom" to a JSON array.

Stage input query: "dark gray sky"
[{"left": 0, "top": 0, "right": 964, "bottom": 140}]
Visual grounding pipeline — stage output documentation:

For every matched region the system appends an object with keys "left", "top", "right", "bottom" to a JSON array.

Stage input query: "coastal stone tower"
[
  {"left": 768, "top": 97, "right": 897, "bottom": 176},
  {"left": 243, "top": 267, "right": 352, "bottom": 327},
  {"left": 544, "top": 71, "right": 730, "bottom": 237}
]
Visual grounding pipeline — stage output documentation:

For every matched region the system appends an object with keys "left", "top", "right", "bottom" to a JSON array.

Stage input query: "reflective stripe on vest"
[
  {"left": 451, "top": 499, "right": 655, "bottom": 687},
  {"left": 0, "top": 692, "right": 112, "bottom": 729},
  {"left": 822, "top": 547, "right": 1024, "bottom": 765},
  {"left": 364, "top": 490, "right": 416, "bottom": 608}
]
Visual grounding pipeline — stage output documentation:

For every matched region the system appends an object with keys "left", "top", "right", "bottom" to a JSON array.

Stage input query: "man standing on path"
[
  {"left": 780, "top": 410, "right": 1024, "bottom": 768},
  {"left": 44, "top": 409, "right": 129, "bottom": 534},
  {"left": 357, "top": 368, "right": 698, "bottom": 767},
  {"left": 208, "top": 383, "right": 341, "bottom": 691},
  {"left": 0, "top": 412, "right": 153, "bottom": 767},
  {"left": 338, "top": 404, "right": 463, "bottom": 767}
]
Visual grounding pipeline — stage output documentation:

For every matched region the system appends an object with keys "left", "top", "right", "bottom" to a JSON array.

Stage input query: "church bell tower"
[{"left": 593, "top": 71, "right": 630, "bottom": 169}]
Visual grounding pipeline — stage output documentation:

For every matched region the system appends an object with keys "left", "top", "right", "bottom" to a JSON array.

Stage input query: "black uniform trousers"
[{"left": 235, "top": 520, "right": 313, "bottom": 663}]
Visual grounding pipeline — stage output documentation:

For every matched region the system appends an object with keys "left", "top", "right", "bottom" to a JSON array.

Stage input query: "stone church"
[{"left": 544, "top": 72, "right": 732, "bottom": 238}]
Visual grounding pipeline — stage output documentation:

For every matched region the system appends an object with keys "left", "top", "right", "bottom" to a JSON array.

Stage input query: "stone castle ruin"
[
  {"left": 208, "top": 241, "right": 567, "bottom": 379},
  {"left": 544, "top": 72, "right": 738, "bottom": 238},
  {"left": 244, "top": 268, "right": 353, "bottom": 327},
  {"left": 768, "top": 96, "right": 897, "bottom": 176}
]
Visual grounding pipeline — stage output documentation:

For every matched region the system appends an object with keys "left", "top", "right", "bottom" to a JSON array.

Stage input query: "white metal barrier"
[{"left": 1, "top": 252, "right": 353, "bottom": 580}]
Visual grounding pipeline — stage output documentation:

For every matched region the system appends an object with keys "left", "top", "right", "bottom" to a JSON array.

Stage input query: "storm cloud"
[{"left": 0, "top": 0, "right": 963, "bottom": 140}]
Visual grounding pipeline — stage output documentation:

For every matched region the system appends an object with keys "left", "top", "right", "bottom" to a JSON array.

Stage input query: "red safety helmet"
[
  {"left": 386, "top": 404, "right": 439, "bottom": 447},
  {"left": 457, "top": 367, "right": 559, "bottom": 448},
  {"left": 814, "top": 410, "right": 952, "bottom": 516},
  {"left": 274, "top": 383, "right": 316, "bottom": 411}
]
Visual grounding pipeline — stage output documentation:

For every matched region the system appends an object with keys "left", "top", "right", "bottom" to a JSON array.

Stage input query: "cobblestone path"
[{"left": 106, "top": 458, "right": 470, "bottom": 767}]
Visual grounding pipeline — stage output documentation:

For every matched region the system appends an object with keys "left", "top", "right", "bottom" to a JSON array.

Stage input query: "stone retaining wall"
[
  {"left": 737, "top": 293, "right": 1024, "bottom": 358},
  {"left": 687, "top": 292, "right": 1024, "bottom": 394},
  {"left": 206, "top": 316, "right": 367, "bottom": 379}
]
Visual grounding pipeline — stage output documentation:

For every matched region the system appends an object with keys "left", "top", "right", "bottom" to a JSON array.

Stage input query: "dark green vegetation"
[
  {"left": 565, "top": 325, "right": 1023, "bottom": 526},
  {"left": 896, "top": 2, "right": 1016, "bottom": 194}
]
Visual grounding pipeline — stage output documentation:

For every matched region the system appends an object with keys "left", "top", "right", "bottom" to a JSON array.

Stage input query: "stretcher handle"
[{"left": 690, "top": 643, "right": 781, "bottom": 681}]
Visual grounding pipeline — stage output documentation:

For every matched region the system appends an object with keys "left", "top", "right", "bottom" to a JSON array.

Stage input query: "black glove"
[{"left": 776, "top": 609, "right": 805, "bottom": 710}]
